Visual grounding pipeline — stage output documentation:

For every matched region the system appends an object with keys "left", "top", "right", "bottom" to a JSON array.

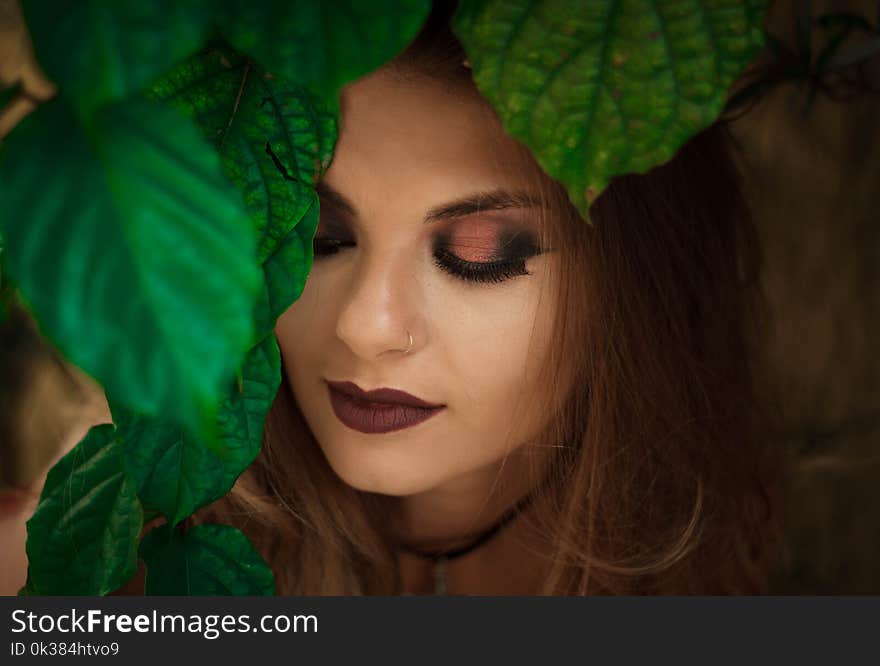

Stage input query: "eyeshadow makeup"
[
  {"left": 431, "top": 220, "right": 544, "bottom": 284},
  {"left": 312, "top": 189, "right": 546, "bottom": 286}
]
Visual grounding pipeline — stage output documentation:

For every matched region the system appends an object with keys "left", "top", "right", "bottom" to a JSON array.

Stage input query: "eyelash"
[
  {"left": 312, "top": 239, "right": 353, "bottom": 256},
  {"left": 311, "top": 239, "right": 531, "bottom": 285},
  {"left": 432, "top": 247, "right": 530, "bottom": 284}
]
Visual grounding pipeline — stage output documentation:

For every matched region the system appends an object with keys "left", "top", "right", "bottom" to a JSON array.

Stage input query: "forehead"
[{"left": 327, "top": 69, "right": 541, "bottom": 209}]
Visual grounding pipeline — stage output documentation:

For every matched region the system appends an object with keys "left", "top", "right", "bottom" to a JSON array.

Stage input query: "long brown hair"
[{"left": 191, "top": 1, "right": 782, "bottom": 595}]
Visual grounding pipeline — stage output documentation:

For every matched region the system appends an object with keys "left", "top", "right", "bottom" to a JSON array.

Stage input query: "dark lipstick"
[{"left": 326, "top": 380, "right": 445, "bottom": 434}]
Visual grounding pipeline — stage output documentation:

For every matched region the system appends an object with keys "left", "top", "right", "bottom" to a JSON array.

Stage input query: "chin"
[{"left": 320, "top": 444, "right": 442, "bottom": 497}]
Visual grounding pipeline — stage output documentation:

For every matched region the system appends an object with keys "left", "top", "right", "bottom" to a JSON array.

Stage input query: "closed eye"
[
  {"left": 313, "top": 237, "right": 355, "bottom": 256},
  {"left": 432, "top": 247, "right": 531, "bottom": 284}
]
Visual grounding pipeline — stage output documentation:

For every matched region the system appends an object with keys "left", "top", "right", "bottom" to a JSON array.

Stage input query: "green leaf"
[
  {"left": 23, "top": 424, "right": 143, "bottom": 595},
  {"left": 140, "top": 523, "right": 275, "bottom": 595},
  {"left": 453, "top": 0, "right": 769, "bottom": 215},
  {"left": 253, "top": 187, "right": 319, "bottom": 340},
  {"left": 119, "top": 335, "right": 281, "bottom": 526},
  {"left": 0, "top": 96, "right": 262, "bottom": 437},
  {"left": 150, "top": 47, "right": 335, "bottom": 191},
  {"left": 150, "top": 47, "right": 331, "bottom": 340},
  {"left": 21, "top": 0, "right": 213, "bottom": 113},
  {"left": 216, "top": 0, "right": 432, "bottom": 111},
  {"left": 216, "top": 334, "right": 281, "bottom": 461}
]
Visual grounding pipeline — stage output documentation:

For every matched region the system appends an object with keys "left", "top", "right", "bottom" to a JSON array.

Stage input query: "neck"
[
  {"left": 389, "top": 445, "right": 544, "bottom": 550},
  {"left": 389, "top": 447, "right": 554, "bottom": 594},
  {"left": 395, "top": 503, "right": 551, "bottom": 595}
]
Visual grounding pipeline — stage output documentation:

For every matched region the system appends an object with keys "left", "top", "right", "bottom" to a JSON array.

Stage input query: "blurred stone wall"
[{"left": 730, "top": 0, "right": 880, "bottom": 592}]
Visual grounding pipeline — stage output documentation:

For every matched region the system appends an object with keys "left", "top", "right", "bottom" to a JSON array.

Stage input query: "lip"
[{"left": 326, "top": 380, "right": 445, "bottom": 434}]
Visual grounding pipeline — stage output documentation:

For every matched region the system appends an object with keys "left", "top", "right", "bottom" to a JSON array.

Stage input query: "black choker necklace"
[{"left": 396, "top": 487, "right": 542, "bottom": 595}]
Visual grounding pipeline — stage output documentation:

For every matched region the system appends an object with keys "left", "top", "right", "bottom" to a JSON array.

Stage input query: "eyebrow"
[
  {"left": 315, "top": 181, "right": 358, "bottom": 217},
  {"left": 315, "top": 181, "right": 543, "bottom": 224}
]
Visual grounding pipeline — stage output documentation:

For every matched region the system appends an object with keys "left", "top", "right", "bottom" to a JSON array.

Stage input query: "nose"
[{"left": 334, "top": 248, "right": 419, "bottom": 360}]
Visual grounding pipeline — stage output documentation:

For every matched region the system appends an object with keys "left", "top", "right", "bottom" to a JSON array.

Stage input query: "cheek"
[
  {"left": 273, "top": 273, "right": 331, "bottom": 378},
  {"left": 446, "top": 276, "right": 556, "bottom": 434}
]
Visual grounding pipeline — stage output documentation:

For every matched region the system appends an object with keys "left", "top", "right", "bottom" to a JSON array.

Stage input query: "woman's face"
[{"left": 274, "top": 67, "right": 562, "bottom": 497}]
